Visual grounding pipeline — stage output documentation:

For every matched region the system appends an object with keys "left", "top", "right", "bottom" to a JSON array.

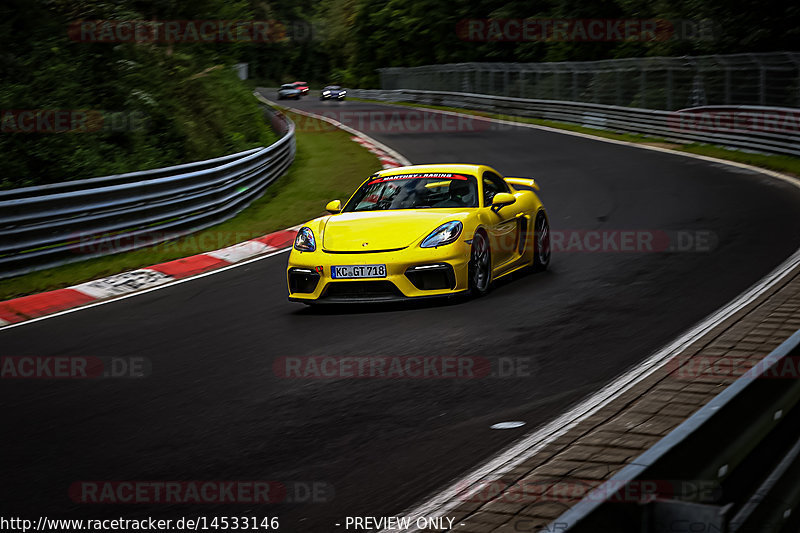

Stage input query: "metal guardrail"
[
  {"left": 347, "top": 89, "right": 800, "bottom": 158},
  {"left": 555, "top": 328, "right": 800, "bottom": 533},
  {"left": 0, "top": 107, "right": 295, "bottom": 280}
]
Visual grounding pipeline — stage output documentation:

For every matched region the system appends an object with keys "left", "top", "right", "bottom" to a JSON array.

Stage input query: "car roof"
[{"left": 374, "top": 163, "right": 492, "bottom": 177}]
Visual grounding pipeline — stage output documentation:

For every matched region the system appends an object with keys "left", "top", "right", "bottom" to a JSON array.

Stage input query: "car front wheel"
[
  {"left": 468, "top": 231, "right": 491, "bottom": 296},
  {"left": 533, "top": 211, "right": 550, "bottom": 271}
]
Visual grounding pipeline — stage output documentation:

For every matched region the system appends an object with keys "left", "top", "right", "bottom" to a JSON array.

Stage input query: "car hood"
[{"left": 321, "top": 210, "right": 469, "bottom": 252}]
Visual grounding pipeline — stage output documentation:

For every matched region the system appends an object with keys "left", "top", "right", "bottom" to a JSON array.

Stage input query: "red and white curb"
[
  {"left": 254, "top": 92, "right": 412, "bottom": 169},
  {"left": 0, "top": 228, "right": 300, "bottom": 328},
  {"left": 0, "top": 95, "right": 414, "bottom": 329},
  {"left": 349, "top": 136, "right": 403, "bottom": 168}
]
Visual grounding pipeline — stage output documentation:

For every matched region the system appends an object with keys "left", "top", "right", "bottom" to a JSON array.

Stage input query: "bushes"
[{"left": 0, "top": 0, "right": 276, "bottom": 189}]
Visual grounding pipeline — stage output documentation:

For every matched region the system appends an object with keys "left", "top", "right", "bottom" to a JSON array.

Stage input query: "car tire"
[
  {"left": 468, "top": 231, "right": 491, "bottom": 297},
  {"left": 532, "top": 211, "right": 551, "bottom": 271}
]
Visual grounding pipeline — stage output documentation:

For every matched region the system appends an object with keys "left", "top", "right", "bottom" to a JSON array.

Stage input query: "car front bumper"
[{"left": 287, "top": 245, "right": 471, "bottom": 303}]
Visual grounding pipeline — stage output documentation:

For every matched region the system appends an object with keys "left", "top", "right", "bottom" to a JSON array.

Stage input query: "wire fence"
[{"left": 378, "top": 52, "right": 800, "bottom": 111}]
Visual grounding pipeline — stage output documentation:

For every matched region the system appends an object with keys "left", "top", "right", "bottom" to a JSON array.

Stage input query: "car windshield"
[
  {"left": 325, "top": 86, "right": 341, "bottom": 90},
  {"left": 343, "top": 172, "right": 479, "bottom": 212},
  {"left": 280, "top": 84, "right": 295, "bottom": 90}
]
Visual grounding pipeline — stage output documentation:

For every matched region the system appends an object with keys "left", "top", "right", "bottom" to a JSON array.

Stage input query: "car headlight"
[
  {"left": 322, "top": 91, "right": 330, "bottom": 95},
  {"left": 294, "top": 227, "right": 316, "bottom": 252},
  {"left": 420, "top": 221, "right": 463, "bottom": 248}
]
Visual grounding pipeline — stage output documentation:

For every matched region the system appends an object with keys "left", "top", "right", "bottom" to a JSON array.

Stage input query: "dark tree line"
[
  {"left": 1, "top": 0, "right": 796, "bottom": 187},
  {"left": 246, "top": 0, "right": 799, "bottom": 87}
]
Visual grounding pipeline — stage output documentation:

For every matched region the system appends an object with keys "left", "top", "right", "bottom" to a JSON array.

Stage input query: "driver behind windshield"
[{"left": 345, "top": 175, "right": 478, "bottom": 211}]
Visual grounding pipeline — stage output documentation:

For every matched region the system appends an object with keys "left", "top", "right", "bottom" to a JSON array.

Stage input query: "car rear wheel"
[
  {"left": 468, "top": 231, "right": 491, "bottom": 296},
  {"left": 533, "top": 211, "right": 550, "bottom": 271}
]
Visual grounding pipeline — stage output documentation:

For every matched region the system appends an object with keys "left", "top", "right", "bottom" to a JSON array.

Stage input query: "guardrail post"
[
  {"left": 666, "top": 68, "right": 673, "bottom": 109},
  {"left": 640, "top": 68, "right": 647, "bottom": 107},
  {"left": 572, "top": 69, "right": 578, "bottom": 101},
  {"left": 555, "top": 71, "right": 560, "bottom": 100}
]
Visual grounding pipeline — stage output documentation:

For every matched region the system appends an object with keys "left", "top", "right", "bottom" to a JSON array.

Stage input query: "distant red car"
[{"left": 291, "top": 81, "right": 309, "bottom": 95}]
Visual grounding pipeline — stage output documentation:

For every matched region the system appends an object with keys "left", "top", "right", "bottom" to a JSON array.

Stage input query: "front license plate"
[{"left": 331, "top": 264, "right": 387, "bottom": 279}]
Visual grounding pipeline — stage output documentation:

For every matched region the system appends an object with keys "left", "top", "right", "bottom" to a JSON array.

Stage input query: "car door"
[{"left": 481, "top": 171, "right": 524, "bottom": 271}]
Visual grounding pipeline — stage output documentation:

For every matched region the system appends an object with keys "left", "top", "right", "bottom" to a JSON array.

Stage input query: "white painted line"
[
  {"left": 0, "top": 248, "right": 292, "bottom": 332},
  {"left": 382, "top": 252, "right": 800, "bottom": 533},
  {"left": 373, "top": 101, "right": 800, "bottom": 190},
  {"left": 205, "top": 240, "right": 270, "bottom": 263},
  {"left": 360, "top": 100, "right": 800, "bottom": 533},
  {"left": 490, "top": 422, "right": 526, "bottom": 430},
  {"left": 72, "top": 269, "right": 173, "bottom": 299},
  {"left": 255, "top": 92, "right": 412, "bottom": 167}
]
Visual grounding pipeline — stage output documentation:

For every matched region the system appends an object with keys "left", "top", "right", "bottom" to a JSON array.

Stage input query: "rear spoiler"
[{"left": 504, "top": 177, "right": 539, "bottom": 191}]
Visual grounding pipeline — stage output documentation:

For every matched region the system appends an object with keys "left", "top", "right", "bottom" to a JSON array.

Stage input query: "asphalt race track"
[{"left": 2, "top": 92, "right": 800, "bottom": 532}]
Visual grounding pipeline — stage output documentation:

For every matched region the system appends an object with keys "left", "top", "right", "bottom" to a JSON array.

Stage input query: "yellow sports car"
[{"left": 287, "top": 163, "right": 550, "bottom": 303}]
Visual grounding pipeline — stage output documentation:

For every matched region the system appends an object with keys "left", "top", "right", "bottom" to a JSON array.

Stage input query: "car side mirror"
[
  {"left": 491, "top": 192, "right": 516, "bottom": 211},
  {"left": 326, "top": 199, "right": 342, "bottom": 214}
]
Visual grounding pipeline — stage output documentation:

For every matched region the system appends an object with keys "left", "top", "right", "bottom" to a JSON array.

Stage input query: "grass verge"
[
  {"left": 0, "top": 110, "right": 381, "bottom": 301},
  {"left": 350, "top": 98, "right": 800, "bottom": 177}
]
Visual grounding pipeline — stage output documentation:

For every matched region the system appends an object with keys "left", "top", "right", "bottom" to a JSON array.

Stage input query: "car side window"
[{"left": 482, "top": 172, "right": 509, "bottom": 206}]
